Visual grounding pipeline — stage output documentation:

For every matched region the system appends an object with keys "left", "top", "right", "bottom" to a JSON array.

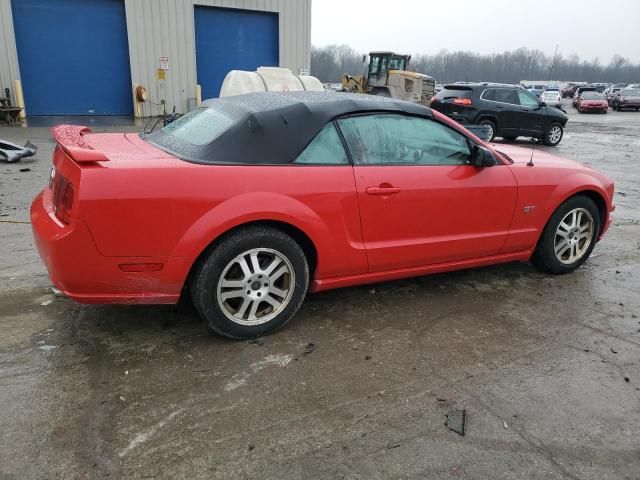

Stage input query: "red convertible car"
[{"left": 32, "top": 92, "right": 614, "bottom": 339}]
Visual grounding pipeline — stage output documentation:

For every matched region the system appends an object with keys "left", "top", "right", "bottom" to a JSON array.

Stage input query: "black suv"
[{"left": 430, "top": 83, "right": 568, "bottom": 146}]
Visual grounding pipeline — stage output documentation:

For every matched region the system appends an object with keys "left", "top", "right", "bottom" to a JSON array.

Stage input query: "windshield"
[
  {"left": 622, "top": 90, "right": 640, "bottom": 96},
  {"left": 582, "top": 92, "right": 605, "bottom": 100}
]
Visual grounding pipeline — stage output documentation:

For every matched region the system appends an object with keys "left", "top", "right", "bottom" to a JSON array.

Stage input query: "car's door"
[
  {"left": 516, "top": 89, "right": 547, "bottom": 135},
  {"left": 337, "top": 113, "right": 518, "bottom": 272},
  {"left": 488, "top": 88, "right": 521, "bottom": 137}
]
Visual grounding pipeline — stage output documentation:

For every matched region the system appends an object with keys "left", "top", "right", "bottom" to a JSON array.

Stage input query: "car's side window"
[
  {"left": 337, "top": 114, "right": 471, "bottom": 166},
  {"left": 294, "top": 123, "right": 349, "bottom": 165},
  {"left": 494, "top": 89, "right": 518, "bottom": 105},
  {"left": 518, "top": 90, "right": 540, "bottom": 108}
]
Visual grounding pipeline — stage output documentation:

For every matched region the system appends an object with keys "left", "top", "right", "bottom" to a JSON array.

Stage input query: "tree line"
[{"left": 311, "top": 44, "right": 640, "bottom": 84}]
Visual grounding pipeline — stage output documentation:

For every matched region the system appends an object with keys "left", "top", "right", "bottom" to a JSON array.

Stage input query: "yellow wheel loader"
[{"left": 341, "top": 52, "right": 436, "bottom": 106}]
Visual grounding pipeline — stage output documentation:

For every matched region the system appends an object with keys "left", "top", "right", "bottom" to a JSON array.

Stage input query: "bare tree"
[{"left": 312, "top": 45, "right": 640, "bottom": 84}]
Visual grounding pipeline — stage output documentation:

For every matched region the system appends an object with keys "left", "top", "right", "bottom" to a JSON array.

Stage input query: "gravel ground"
[{"left": 1, "top": 101, "right": 639, "bottom": 479}]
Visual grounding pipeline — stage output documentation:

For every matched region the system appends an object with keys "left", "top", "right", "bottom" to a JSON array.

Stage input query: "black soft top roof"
[{"left": 146, "top": 91, "right": 432, "bottom": 165}]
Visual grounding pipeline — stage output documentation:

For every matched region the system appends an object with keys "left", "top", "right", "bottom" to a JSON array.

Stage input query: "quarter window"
[
  {"left": 337, "top": 114, "right": 471, "bottom": 166},
  {"left": 294, "top": 123, "right": 349, "bottom": 165}
]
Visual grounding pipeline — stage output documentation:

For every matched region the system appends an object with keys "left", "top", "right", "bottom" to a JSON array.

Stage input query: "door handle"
[{"left": 366, "top": 186, "right": 401, "bottom": 195}]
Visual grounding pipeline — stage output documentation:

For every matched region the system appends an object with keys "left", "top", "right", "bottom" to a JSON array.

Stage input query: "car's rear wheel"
[
  {"left": 617, "top": 105, "right": 622, "bottom": 112},
  {"left": 543, "top": 123, "right": 563, "bottom": 146},
  {"left": 191, "top": 226, "right": 309, "bottom": 339},
  {"left": 478, "top": 119, "right": 496, "bottom": 141},
  {"left": 531, "top": 195, "right": 600, "bottom": 274}
]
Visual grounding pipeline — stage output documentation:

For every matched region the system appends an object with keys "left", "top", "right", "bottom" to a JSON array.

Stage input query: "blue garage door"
[
  {"left": 11, "top": 0, "right": 132, "bottom": 116},
  {"left": 195, "top": 6, "right": 279, "bottom": 100}
]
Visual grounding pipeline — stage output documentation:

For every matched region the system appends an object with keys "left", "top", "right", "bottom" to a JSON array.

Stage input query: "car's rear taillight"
[
  {"left": 453, "top": 98, "right": 472, "bottom": 106},
  {"left": 51, "top": 174, "right": 74, "bottom": 225}
]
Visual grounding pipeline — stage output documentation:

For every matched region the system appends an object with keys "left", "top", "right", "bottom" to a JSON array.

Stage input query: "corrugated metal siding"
[
  {"left": 0, "top": 0, "right": 311, "bottom": 116},
  {"left": 0, "top": 0, "right": 21, "bottom": 105},
  {"left": 124, "top": 0, "right": 311, "bottom": 116}
]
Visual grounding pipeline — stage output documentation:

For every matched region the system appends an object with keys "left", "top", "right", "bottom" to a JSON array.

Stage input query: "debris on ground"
[
  {"left": 302, "top": 342, "right": 316, "bottom": 355},
  {"left": 446, "top": 409, "right": 466, "bottom": 436},
  {"left": 248, "top": 339, "right": 264, "bottom": 346},
  {"left": 40, "top": 299, "right": 53, "bottom": 306},
  {"left": 38, "top": 345, "right": 59, "bottom": 351},
  {"left": 0, "top": 139, "right": 37, "bottom": 163},
  {"left": 503, "top": 421, "right": 508, "bottom": 429},
  {"left": 624, "top": 377, "right": 630, "bottom": 383},
  {"left": 386, "top": 441, "right": 401, "bottom": 449}
]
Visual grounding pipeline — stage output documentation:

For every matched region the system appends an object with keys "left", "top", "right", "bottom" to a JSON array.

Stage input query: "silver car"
[{"left": 541, "top": 89, "right": 562, "bottom": 109}]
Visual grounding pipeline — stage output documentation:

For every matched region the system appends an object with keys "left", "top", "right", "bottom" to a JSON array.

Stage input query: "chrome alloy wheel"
[
  {"left": 554, "top": 208, "right": 594, "bottom": 265},
  {"left": 548, "top": 125, "right": 562, "bottom": 144},
  {"left": 216, "top": 248, "right": 295, "bottom": 326}
]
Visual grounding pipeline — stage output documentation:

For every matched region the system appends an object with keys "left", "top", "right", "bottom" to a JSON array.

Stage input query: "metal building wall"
[
  {"left": 0, "top": 0, "right": 311, "bottom": 116},
  {"left": 126, "top": 0, "right": 312, "bottom": 116},
  {"left": 0, "top": 0, "right": 20, "bottom": 103}
]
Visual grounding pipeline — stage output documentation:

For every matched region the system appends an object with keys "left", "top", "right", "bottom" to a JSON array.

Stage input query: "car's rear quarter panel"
[{"left": 79, "top": 162, "right": 368, "bottom": 283}]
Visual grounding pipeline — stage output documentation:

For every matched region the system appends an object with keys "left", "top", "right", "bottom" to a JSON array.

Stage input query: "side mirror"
[{"left": 471, "top": 145, "right": 497, "bottom": 168}]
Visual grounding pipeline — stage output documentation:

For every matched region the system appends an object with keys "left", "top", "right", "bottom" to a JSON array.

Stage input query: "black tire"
[
  {"left": 531, "top": 195, "right": 600, "bottom": 274},
  {"left": 617, "top": 104, "right": 622, "bottom": 112},
  {"left": 503, "top": 136, "right": 518, "bottom": 142},
  {"left": 542, "top": 122, "right": 563, "bottom": 146},
  {"left": 478, "top": 119, "right": 496, "bottom": 142},
  {"left": 190, "top": 226, "right": 309, "bottom": 339}
]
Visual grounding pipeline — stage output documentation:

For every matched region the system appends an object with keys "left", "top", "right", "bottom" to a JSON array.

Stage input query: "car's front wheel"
[
  {"left": 543, "top": 123, "right": 563, "bottom": 146},
  {"left": 532, "top": 195, "right": 600, "bottom": 274},
  {"left": 191, "top": 226, "right": 309, "bottom": 339}
]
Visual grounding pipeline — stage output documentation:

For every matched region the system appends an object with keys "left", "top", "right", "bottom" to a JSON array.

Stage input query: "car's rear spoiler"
[{"left": 51, "top": 125, "right": 109, "bottom": 163}]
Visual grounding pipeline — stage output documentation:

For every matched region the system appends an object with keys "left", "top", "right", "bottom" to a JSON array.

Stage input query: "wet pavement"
[{"left": 1, "top": 102, "right": 639, "bottom": 479}]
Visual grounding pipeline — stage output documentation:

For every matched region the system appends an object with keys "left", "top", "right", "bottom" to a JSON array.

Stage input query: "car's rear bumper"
[{"left": 31, "top": 189, "right": 189, "bottom": 304}]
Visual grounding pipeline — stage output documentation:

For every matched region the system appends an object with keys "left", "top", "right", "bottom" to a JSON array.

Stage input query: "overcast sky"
[{"left": 312, "top": 0, "right": 640, "bottom": 63}]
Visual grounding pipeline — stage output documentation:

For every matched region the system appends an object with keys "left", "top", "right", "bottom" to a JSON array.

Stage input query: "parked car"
[
  {"left": 541, "top": 89, "right": 562, "bottom": 109},
  {"left": 561, "top": 83, "right": 579, "bottom": 98},
  {"left": 31, "top": 92, "right": 613, "bottom": 339},
  {"left": 606, "top": 87, "right": 622, "bottom": 106},
  {"left": 612, "top": 89, "right": 640, "bottom": 111},
  {"left": 431, "top": 83, "right": 568, "bottom": 144},
  {"left": 529, "top": 85, "right": 546, "bottom": 98},
  {"left": 572, "top": 86, "right": 597, "bottom": 107},
  {"left": 577, "top": 92, "right": 608, "bottom": 113}
]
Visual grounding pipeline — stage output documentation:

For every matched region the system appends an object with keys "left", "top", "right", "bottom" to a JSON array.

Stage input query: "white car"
[{"left": 541, "top": 90, "right": 562, "bottom": 109}]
